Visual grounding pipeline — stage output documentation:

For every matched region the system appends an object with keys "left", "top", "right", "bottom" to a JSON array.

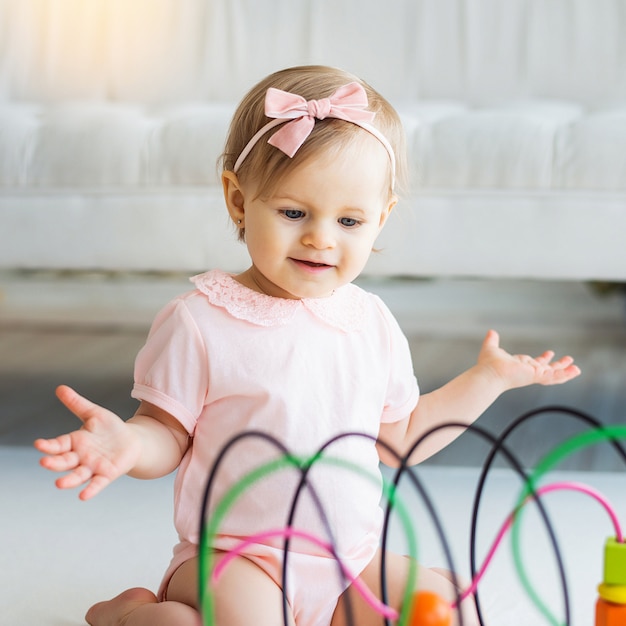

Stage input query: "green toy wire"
[
  {"left": 196, "top": 421, "right": 626, "bottom": 626},
  {"left": 511, "top": 424, "right": 626, "bottom": 625},
  {"left": 198, "top": 452, "right": 418, "bottom": 626}
]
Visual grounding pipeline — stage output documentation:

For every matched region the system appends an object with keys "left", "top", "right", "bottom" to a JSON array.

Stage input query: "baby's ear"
[
  {"left": 222, "top": 171, "right": 246, "bottom": 225},
  {"left": 378, "top": 193, "right": 397, "bottom": 230}
]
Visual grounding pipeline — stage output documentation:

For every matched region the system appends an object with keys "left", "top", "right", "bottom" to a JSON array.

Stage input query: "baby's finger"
[
  {"left": 533, "top": 350, "right": 555, "bottom": 364},
  {"left": 541, "top": 363, "right": 581, "bottom": 385},
  {"left": 481, "top": 329, "right": 500, "bottom": 350},
  {"left": 542, "top": 355, "right": 575, "bottom": 372},
  {"left": 55, "top": 464, "right": 93, "bottom": 490},
  {"left": 34, "top": 433, "right": 73, "bottom": 455},
  {"left": 79, "top": 474, "right": 111, "bottom": 501},
  {"left": 39, "top": 450, "right": 80, "bottom": 473},
  {"left": 552, "top": 355, "right": 575, "bottom": 368},
  {"left": 55, "top": 385, "right": 99, "bottom": 423}
]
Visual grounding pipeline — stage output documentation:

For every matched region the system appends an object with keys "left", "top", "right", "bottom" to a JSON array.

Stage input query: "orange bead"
[
  {"left": 409, "top": 590, "right": 453, "bottom": 626},
  {"left": 596, "top": 597, "right": 626, "bottom": 626}
]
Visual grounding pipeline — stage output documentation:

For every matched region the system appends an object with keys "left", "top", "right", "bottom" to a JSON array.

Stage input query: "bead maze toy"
[{"left": 197, "top": 407, "right": 626, "bottom": 625}]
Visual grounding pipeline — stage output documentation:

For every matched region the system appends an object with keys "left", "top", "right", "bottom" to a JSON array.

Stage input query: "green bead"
[{"left": 604, "top": 537, "right": 626, "bottom": 586}]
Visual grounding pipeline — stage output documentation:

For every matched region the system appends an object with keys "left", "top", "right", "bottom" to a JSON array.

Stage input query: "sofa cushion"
[
  {"left": 0, "top": 103, "right": 234, "bottom": 187},
  {"left": 555, "top": 109, "right": 626, "bottom": 190},
  {"left": 3, "top": 100, "right": 625, "bottom": 192},
  {"left": 401, "top": 101, "right": 584, "bottom": 189}
]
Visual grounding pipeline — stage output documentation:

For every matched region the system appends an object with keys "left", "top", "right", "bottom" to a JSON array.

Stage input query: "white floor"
[
  {"left": 3, "top": 444, "right": 625, "bottom": 625},
  {"left": 2, "top": 272, "right": 625, "bottom": 624}
]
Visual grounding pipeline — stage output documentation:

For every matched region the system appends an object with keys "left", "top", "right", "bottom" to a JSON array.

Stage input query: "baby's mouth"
[{"left": 291, "top": 258, "right": 334, "bottom": 270}]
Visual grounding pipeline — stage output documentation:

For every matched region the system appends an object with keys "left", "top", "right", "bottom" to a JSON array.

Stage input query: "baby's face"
[{"left": 239, "top": 137, "right": 396, "bottom": 299}]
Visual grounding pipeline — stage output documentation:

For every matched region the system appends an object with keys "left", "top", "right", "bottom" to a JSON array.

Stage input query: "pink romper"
[{"left": 132, "top": 270, "right": 419, "bottom": 626}]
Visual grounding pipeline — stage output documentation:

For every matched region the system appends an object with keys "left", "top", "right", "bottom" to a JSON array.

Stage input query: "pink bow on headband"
[
  {"left": 232, "top": 81, "right": 396, "bottom": 187},
  {"left": 265, "top": 82, "right": 377, "bottom": 157}
]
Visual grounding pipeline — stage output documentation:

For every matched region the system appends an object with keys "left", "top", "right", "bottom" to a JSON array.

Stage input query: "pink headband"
[{"left": 233, "top": 82, "right": 396, "bottom": 188}]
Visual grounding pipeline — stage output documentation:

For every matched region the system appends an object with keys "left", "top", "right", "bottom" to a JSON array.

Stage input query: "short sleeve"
[
  {"left": 131, "top": 296, "right": 208, "bottom": 434},
  {"left": 372, "top": 295, "right": 420, "bottom": 424}
]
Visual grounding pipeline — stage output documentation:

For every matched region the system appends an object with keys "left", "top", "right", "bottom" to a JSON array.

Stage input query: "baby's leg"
[
  {"left": 331, "top": 549, "right": 480, "bottom": 626},
  {"left": 85, "top": 552, "right": 295, "bottom": 626},
  {"left": 167, "top": 554, "right": 297, "bottom": 626}
]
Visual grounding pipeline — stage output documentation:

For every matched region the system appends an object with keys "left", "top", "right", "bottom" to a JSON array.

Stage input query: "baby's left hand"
[{"left": 477, "top": 329, "right": 581, "bottom": 390}]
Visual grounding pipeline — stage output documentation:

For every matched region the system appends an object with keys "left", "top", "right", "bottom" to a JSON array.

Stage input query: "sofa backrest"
[{"left": 1, "top": 0, "right": 625, "bottom": 107}]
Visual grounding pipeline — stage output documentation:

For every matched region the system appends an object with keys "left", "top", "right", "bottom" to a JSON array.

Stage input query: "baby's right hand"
[{"left": 34, "top": 385, "right": 142, "bottom": 500}]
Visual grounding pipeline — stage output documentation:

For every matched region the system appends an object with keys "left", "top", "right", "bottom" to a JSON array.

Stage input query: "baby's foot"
[{"left": 85, "top": 587, "right": 158, "bottom": 626}]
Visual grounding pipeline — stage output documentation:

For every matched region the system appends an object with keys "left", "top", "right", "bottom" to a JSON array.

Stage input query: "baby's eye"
[
  {"left": 282, "top": 209, "right": 305, "bottom": 220},
  {"left": 339, "top": 217, "right": 360, "bottom": 228}
]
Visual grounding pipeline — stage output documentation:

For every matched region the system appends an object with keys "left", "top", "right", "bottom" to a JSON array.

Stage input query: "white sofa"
[{"left": 1, "top": 0, "right": 625, "bottom": 281}]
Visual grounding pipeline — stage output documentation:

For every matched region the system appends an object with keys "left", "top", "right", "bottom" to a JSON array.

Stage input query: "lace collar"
[{"left": 190, "top": 270, "right": 368, "bottom": 333}]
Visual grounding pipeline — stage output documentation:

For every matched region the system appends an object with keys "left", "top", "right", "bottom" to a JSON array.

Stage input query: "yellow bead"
[{"left": 598, "top": 583, "right": 626, "bottom": 605}]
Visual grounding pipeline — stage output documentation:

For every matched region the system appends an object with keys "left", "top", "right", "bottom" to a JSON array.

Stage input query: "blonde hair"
[{"left": 220, "top": 66, "right": 407, "bottom": 226}]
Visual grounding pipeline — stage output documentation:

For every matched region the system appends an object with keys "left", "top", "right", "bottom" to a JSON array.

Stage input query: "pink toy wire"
[
  {"left": 453, "top": 480, "right": 624, "bottom": 607},
  {"left": 210, "top": 481, "right": 622, "bottom": 616},
  {"left": 211, "top": 526, "right": 399, "bottom": 621}
]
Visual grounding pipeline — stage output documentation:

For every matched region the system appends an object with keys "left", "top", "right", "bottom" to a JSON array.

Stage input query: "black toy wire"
[
  {"left": 283, "top": 431, "right": 446, "bottom": 626},
  {"left": 281, "top": 442, "right": 357, "bottom": 626},
  {"left": 200, "top": 425, "right": 565, "bottom": 626},
  {"left": 378, "top": 421, "right": 564, "bottom": 626},
  {"left": 198, "top": 407, "right": 625, "bottom": 626},
  {"left": 469, "top": 405, "right": 626, "bottom": 625},
  {"left": 198, "top": 431, "right": 293, "bottom": 625},
  {"left": 378, "top": 435, "right": 465, "bottom": 626},
  {"left": 198, "top": 430, "right": 352, "bottom": 626},
  {"left": 200, "top": 427, "right": 541, "bottom": 626}
]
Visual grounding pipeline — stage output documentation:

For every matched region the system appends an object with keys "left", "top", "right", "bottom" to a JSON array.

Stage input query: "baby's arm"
[
  {"left": 379, "top": 329, "right": 581, "bottom": 465},
  {"left": 34, "top": 385, "right": 189, "bottom": 500}
]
